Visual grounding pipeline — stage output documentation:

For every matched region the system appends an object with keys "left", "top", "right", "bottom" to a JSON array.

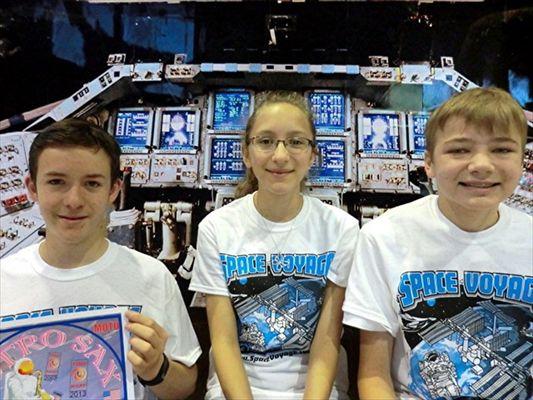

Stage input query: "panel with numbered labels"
[
  {"left": 307, "top": 90, "right": 350, "bottom": 135},
  {"left": 203, "top": 135, "right": 245, "bottom": 185}
]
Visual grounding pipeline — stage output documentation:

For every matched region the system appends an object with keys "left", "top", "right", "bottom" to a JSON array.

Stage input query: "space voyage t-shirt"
[
  {"left": 342, "top": 195, "right": 532, "bottom": 400},
  {"left": 191, "top": 193, "right": 359, "bottom": 397}
]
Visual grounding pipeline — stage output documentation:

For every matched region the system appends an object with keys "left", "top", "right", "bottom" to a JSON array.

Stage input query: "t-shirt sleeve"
[
  {"left": 161, "top": 272, "right": 201, "bottom": 367},
  {"left": 327, "top": 217, "right": 359, "bottom": 288},
  {"left": 342, "top": 227, "right": 399, "bottom": 336},
  {"left": 189, "top": 218, "right": 230, "bottom": 296}
]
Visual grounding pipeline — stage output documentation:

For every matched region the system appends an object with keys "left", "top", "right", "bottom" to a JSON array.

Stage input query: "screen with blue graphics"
[
  {"left": 212, "top": 90, "right": 252, "bottom": 132},
  {"left": 309, "top": 138, "right": 347, "bottom": 186},
  {"left": 208, "top": 136, "right": 245, "bottom": 182},
  {"left": 308, "top": 91, "right": 346, "bottom": 133},
  {"left": 360, "top": 112, "right": 401, "bottom": 154},
  {"left": 113, "top": 109, "right": 153, "bottom": 151},
  {"left": 158, "top": 108, "right": 199, "bottom": 152}
]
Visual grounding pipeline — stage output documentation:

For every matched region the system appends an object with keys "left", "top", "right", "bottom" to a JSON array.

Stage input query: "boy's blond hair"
[{"left": 425, "top": 87, "right": 527, "bottom": 155}]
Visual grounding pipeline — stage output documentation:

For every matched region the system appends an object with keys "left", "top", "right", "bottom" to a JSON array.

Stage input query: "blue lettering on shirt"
[
  {"left": 222, "top": 252, "right": 336, "bottom": 282},
  {"left": 398, "top": 270, "right": 532, "bottom": 310},
  {"left": 398, "top": 271, "right": 459, "bottom": 310},
  {"left": 463, "top": 271, "right": 532, "bottom": 305}
]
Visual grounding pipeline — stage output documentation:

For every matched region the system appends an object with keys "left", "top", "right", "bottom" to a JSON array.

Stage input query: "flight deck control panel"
[
  {"left": 105, "top": 88, "right": 430, "bottom": 196},
  {"left": 1, "top": 60, "right": 531, "bottom": 259}
]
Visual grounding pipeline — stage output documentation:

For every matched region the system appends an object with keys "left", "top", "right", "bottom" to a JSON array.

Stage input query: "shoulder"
[
  {"left": 107, "top": 244, "right": 180, "bottom": 307},
  {"left": 501, "top": 203, "right": 533, "bottom": 231},
  {"left": 109, "top": 242, "right": 169, "bottom": 275},
  {"left": 384, "top": 195, "right": 432, "bottom": 220},
  {"left": 109, "top": 243, "right": 178, "bottom": 295},
  {"left": 200, "top": 195, "right": 250, "bottom": 228},
  {"left": 1, "top": 243, "right": 38, "bottom": 269},
  {"left": 305, "top": 195, "right": 359, "bottom": 228},
  {"left": 361, "top": 195, "right": 433, "bottom": 236}
]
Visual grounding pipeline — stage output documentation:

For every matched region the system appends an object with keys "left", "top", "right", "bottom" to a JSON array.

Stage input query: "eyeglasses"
[{"left": 248, "top": 136, "right": 314, "bottom": 154}]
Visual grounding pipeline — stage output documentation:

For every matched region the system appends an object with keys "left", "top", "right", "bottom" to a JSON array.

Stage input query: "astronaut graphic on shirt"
[
  {"left": 222, "top": 251, "right": 335, "bottom": 358},
  {"left": 397, "top": 270, "right": 532, "bottom": 400}
]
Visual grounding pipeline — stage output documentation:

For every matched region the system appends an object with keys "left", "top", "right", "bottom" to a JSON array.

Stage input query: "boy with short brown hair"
[{"left": 1, "top": 119, "right": 201, "bottom": 399}]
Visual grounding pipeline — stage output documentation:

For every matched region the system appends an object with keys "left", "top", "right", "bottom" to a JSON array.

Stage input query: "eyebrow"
[
  {"left": 254, "top": 130, "right": 310, "bottom": 137},
  {"left": 443, "top": 137, "right": 520, "bottom": 145},
  {"left": 43, "top": 172, "right": 107, "bottom": 179},
  {"left": 490, "top": 136, "right": 521, "bottom": 144}
]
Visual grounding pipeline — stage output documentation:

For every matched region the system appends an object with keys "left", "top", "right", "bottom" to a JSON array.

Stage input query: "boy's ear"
[
  {"left": 24, "top": 175, "right": 39, "bottom": 202},
  {"left": 424, "top": 151, "right": 436, "bottom": 179},
  {"left": 108, "top": 179, "right": 122, "bottom": 204}
]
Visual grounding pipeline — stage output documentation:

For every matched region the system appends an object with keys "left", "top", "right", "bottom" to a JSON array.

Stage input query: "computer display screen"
[
  {"left": 309, "top": 138, "right": 347, "bottom": 186},
  {"left": 157, "top": 108, "right": 200, "bottom": 152},
  {"left": 113, "top": 109, "right": 153, "bottom": 151},
  {"left": 408, "top": 112, "right": 430, "bottom": 156},
  {"left": 208, "top": 136, "right": 245, "bottom": 182},
  {"left": 308, "top": 91, "right": 346, "bottom": 133},
  {"left": 359, "top": 112, "right": 402, "bottom": 154},
  {"left": 212, "top": 90, "right": 252, "bottom": 132}
]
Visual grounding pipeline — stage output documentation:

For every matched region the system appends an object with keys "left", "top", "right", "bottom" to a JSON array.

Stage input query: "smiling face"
[
  {"left": 425, "top": 117, "right": 523, "bottom": 229},
  {"left": 243, "top": 102, "right": 315, "bottom": 201},
  {"left": 25, "top": 146, "right": 121, "bottom": 253}
]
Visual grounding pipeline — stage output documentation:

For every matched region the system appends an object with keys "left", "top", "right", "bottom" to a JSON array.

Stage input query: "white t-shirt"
[
  {"left": 343, "top": 195, "right": 533, "bottom": 399},
  {"left": 0, "top": 241, "right": 202, "bottom": 400},
  {"left": 190, "top": 193, "right": 359, "bottom": 399}
]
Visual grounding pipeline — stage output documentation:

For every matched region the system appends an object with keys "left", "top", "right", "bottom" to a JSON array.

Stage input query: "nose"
[
  {"left": 63, "top": 184, "right": 84, "bottom": 209},
  {"left": 468, "top": 151, "right": 495, "bottom": 175},
  {"left": 271, "top": 140, "right": 290, "bottom": 162}
]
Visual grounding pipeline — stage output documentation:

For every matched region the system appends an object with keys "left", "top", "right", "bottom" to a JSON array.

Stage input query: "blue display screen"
[
  {"left": 209, "top": 137, "right": 245, "bottom": 182},
  {"left": 410, "top": 113, "right": 429, "bottom": 155},
  {"left": 308, "top": 92, "right": 345, "bottom": 132},
  {"left": 114, "top": 110, "right": 151, "bottom": 149},
  {"left": 213, "top": 91, "right": 251, "bottom": 131},
  {"left": 159, "top": 109, "right": 198, "bottom": 151},
  {"left": 360, "top": 113, "right": 401, "bottom": 154},
  {"left": 309, "top": 139, "right": 346, "bottom": 185}
]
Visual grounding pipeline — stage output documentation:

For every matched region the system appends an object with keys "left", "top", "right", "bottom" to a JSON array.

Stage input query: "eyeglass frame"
[{"left": 247, "top": 136, "right": 315, "bottom": 154}]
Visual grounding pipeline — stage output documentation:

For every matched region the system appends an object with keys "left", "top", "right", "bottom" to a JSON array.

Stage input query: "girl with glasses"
[{"left": 191, "top": 91, "right": 359, "bottom": 399}]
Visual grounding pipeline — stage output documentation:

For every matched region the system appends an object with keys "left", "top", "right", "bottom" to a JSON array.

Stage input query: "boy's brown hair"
[
  {"left": 29, "top": 118, "right": 122, "bottom": 185},
  {"left": 425, "top": 87, "right": 527, "bottom": 155}
]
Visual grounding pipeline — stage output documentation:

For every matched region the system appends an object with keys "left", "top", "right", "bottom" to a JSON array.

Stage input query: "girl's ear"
[{"left": 243, "top": 147, "right": 252, "bottom": 169}]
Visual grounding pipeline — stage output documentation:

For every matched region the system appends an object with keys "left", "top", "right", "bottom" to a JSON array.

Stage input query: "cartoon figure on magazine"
[{"left": 3, "top": 357, "right": 52, "bottom": 400}]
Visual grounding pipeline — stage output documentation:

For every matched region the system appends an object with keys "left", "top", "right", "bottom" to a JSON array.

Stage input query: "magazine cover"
[{"left": 0, "top": 309, "right": 134, "bottom": 399}]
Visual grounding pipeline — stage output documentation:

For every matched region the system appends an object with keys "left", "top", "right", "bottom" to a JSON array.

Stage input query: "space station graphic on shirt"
[
  {"left": 221, "top": 252, "right": 334, "bottom": 361},
  {"left": 397, "top": 270, "right": 532, "bottom": 400}
]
